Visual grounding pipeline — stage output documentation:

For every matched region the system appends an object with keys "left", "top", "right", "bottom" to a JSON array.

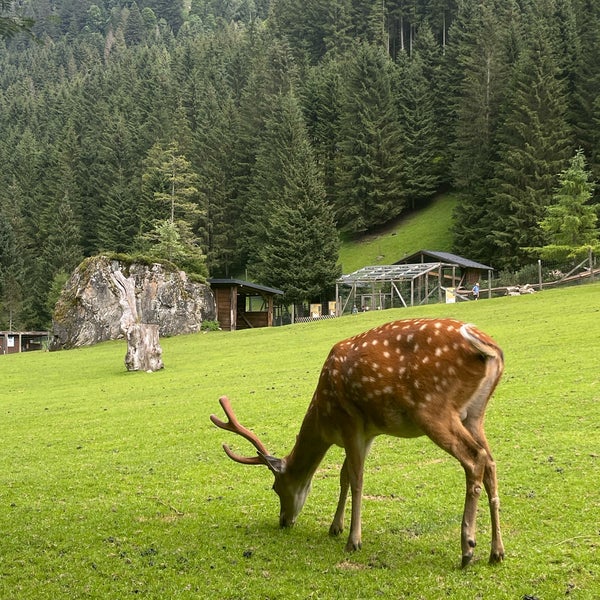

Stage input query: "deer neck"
[{"left": 284, "top": 401, "right": 331, "bottom": 486}]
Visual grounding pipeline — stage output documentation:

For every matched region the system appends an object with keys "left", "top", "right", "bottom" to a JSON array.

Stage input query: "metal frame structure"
[{"left": 335, "top": 263, "right": 458, "bottom": 315}]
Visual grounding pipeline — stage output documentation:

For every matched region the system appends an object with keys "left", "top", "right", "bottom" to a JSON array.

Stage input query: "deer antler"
[{"left": 210, "top": 396, "right": 270, "bottom": 465}]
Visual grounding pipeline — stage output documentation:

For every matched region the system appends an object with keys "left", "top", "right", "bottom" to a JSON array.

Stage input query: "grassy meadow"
[
  {"left": 1, "top": 282, "right": 599, "bottom": 599},
  {"left": 338, "top": 194, "right": 457, "bottom": 273}
]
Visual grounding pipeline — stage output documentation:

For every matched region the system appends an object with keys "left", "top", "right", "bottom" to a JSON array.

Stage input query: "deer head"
[
  {"left": 211, "top": 318, "right": 505, "bottom": 567},
  {"left": 210, "top": 396, "right": 319, "bottom": 527}
]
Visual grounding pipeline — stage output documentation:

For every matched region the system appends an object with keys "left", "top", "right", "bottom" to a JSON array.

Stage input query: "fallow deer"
[{"left": 210, "top": 318, "right": 505, "bottom": 566}]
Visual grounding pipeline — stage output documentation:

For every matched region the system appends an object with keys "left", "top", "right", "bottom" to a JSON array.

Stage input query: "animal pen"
[{"left": 335, "top": 263, "right": 460, "bottom": 314}]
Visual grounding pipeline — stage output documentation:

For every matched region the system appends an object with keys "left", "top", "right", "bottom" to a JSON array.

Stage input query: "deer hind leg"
[
  {"left": 463, "top": 421, "right": 504, "bottom": 564},
  {"left": 418, "top": 415, "right": 490, "bottom": 567}
]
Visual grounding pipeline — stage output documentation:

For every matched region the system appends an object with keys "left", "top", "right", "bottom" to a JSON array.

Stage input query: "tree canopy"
[{"left": 0, "top": 0, "right": 599, "bottom": 328}]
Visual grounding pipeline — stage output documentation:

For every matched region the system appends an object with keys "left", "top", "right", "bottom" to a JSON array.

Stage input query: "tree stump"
[
  {"left": 112, "top": 269, "right": 164, "bottom": 372},
  {"left": 124, "top": 323, "right": 164, "bottom": 372}
]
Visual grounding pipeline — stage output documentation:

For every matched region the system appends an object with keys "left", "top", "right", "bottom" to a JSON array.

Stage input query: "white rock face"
[{"left": 51, "top": 255, "right": 216, "bottom": 350}]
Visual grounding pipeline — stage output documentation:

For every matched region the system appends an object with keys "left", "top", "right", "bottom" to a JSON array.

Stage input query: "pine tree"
[
  {"left": 487, "top": 0, "right": 572, "bottom": 270},
  {"left": 302, "top": 56, "right": 343, "bottom": 212},
  {"left": 124, "top": 2, "right": 145, "bottom": 45},
  {"left": 450, "top": 0, "right": 521, "bottom": 261},
  {"left": 571, "top": 0, "right": 600, "bottom": 181},
  {"left": 537, "top": 148, "right": 598, "bottom": 257},
  {"left": 396, "top": 23, "right": 443, "bottom": 209},
  {"left": 334, "top": 41, "right": 404, "bottom": 234},
  {"left": 139, "top": 140, "right": 208, "bottom": 275},
  {"left": 246, "top": 91, "right": 340, "bottom": 303},
  {"left": 0, "top": 192, "right": 24, "bottom": 329}
]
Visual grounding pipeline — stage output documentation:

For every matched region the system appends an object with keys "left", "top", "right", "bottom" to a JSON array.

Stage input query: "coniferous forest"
[{"left": 1, "top": 0, "right": 599, "bottom": 330}]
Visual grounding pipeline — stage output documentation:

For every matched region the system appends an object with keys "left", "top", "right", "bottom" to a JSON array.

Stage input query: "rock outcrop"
[{"left": 51, "top": 255, "right": 216, "bottom": 350}]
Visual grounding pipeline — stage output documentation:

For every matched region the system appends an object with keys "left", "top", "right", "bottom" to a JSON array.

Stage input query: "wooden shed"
[
  {"left": 0, "top": 331, "right": 49, "bottom": 355},
  {"left": 208, "top": 279, "right": 284, "bottom": 331},
  {"left": 395, "top": 250, "right": 494, "bottom": 294}
]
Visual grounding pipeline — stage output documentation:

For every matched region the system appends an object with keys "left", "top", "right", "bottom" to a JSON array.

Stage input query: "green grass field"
[
  {"left": 1, "top": 283, "right": 599, "bottom": 599},
  {"left": 338, "top": 195, "right": 457, "bottom": 273}
]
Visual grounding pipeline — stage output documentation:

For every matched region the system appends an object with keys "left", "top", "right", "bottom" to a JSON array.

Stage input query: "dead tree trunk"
[
  {"left": 124, "top": 323, "right": 163, "bottom": 372},
  {"left": 112, "top": 269, "right": 164, "bottom": 372}
]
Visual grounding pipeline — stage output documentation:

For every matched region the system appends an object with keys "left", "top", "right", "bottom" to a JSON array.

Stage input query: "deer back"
[{"left": 307, "top": 318, "right": 504, "bottom": 443}]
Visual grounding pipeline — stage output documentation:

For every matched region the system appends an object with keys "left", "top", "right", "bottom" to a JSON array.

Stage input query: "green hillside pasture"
[
  {"left": 338, "top": 194, "right": 457, "bottom": 274},
  {"left": 1, "top": 283, "right": 599, "bottom": 599}
]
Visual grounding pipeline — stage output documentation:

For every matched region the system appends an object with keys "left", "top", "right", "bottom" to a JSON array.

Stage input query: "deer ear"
[{"left": 259, "top": 452, "right": 285, "bottom": 475}]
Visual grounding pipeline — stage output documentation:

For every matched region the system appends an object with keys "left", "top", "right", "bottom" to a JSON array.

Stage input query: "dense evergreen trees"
[{"left": 0, "top": 0, "right": 599, "bottom": 328}]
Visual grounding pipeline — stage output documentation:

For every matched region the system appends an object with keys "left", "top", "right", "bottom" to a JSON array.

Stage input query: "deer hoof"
[
  {"left": 489, "top": 550, "right": 505, "bottom": 564},
  {"left": 461, "top": 552, "right": 474, "bottom": 568},
  {"left": 345, "top": 539, "right": 362, "bottom": 552},
  {"left": 329, "top": 523, "right": 343, "bottom": 537}
]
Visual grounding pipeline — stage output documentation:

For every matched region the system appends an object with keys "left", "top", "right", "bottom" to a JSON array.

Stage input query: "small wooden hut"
[
  {"left": 395, "top": 250, "right": 494, "bottom": 292},
  {"left": 208, "top": 279, "right": 284, "bottom": 331},
  {"left": 0, "top": 331, "right": 49, "bottom": 355}
]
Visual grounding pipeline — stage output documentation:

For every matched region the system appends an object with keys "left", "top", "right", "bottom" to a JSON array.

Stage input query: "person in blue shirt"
[{"left": 472, "top": 282, "right": 480, "bottom": 300}]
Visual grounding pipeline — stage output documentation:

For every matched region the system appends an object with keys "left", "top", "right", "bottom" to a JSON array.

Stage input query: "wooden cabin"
[
  {"left": 0, "top": 331, "right": 49, "bottom": 355},
  {"left": 395, "top": 250, "right": 494, "bottom": 291},
  {"left": 208, "top": 279, "right": 284, "bottom": 331}
]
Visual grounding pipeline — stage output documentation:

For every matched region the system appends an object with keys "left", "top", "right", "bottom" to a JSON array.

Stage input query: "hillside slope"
[{"left": 338, "top": 194, "right": 457, "bottom": 273}]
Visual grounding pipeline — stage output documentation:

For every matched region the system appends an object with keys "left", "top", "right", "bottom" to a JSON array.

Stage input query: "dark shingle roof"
[
  {"left": 208, "top": 278, "right": 284, "bottom": 295},
  {"left": 395, "top": 250, "right": 494, "bottom": 271}
]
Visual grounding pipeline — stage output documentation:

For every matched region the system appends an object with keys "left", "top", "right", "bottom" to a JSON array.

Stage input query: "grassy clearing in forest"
[
  {"left": 1, "top": 283, "right": 599, "bottom": 599},
  {"left": 338, "top": 194, "right": 457, "bottom": 273}
]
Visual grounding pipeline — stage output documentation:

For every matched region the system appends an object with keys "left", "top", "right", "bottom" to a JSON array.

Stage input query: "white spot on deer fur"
[
  {"left": 383, "top": 386, "right": 393, "bottom": 395},
  {"left": 383, "top": 339, "right": 389, "bottom": 347},
  {"left": 372, "top": 339, "right": 379, "bottom": 346},
  {"left": 419, "top": 323, "right": 428, "bottom": 331},
  {"left": 435, "top": 322, "right": 443, "bottom": 329},
  {"left": 398, "top": 367, "right": 407, "bottom": 377},
  {"left": 425, "top": 393, "right": 432, "bottom": 402},
  {"left": 422, "top": 356, "right": 430, "bottom": 364},
  {"left": 414, "top": 343, "right": 420, "bottom": 352},
  {"left": 383, "top": 351, "right": 391, "bottom": 359},
  {"left": 435, "top": 347, "right": 444, "bottom": 357}
]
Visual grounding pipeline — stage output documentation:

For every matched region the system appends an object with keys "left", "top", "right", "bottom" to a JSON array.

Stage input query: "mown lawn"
[{"left": 1, "top": 283, "right": 599, "bottom": 599}]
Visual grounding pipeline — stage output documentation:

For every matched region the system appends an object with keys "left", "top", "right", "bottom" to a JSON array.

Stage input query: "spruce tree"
[
  {"left": 334, "top": 41, "right": 404, "bottom": 235},
  {"left": 450, "top": 0, "right": 520, "bottom": 261},
  {"left": 487, "top": 0, "right": 572, "bottom": 270},
  {"left": 246, "top": 91, "right": 340, "bottom": 304},
  {"left": 396, "top": 24, "right": 443, "bottom": 210},
  {"left": 538, "top": 149, "right": 598, "bottom": 254}
]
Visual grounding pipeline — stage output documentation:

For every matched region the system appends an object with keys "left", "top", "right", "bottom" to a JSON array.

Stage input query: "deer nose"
[{"left": 279, "top": 514, "right": 295, "bottom": 528}]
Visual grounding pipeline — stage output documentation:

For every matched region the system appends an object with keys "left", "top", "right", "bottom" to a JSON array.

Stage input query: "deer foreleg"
[
  {"left": 343, "top": 437, "right": 373, "bottom": 551},
  {"left": 330, "top": 458, "right": 350, "bottom": 536}
]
